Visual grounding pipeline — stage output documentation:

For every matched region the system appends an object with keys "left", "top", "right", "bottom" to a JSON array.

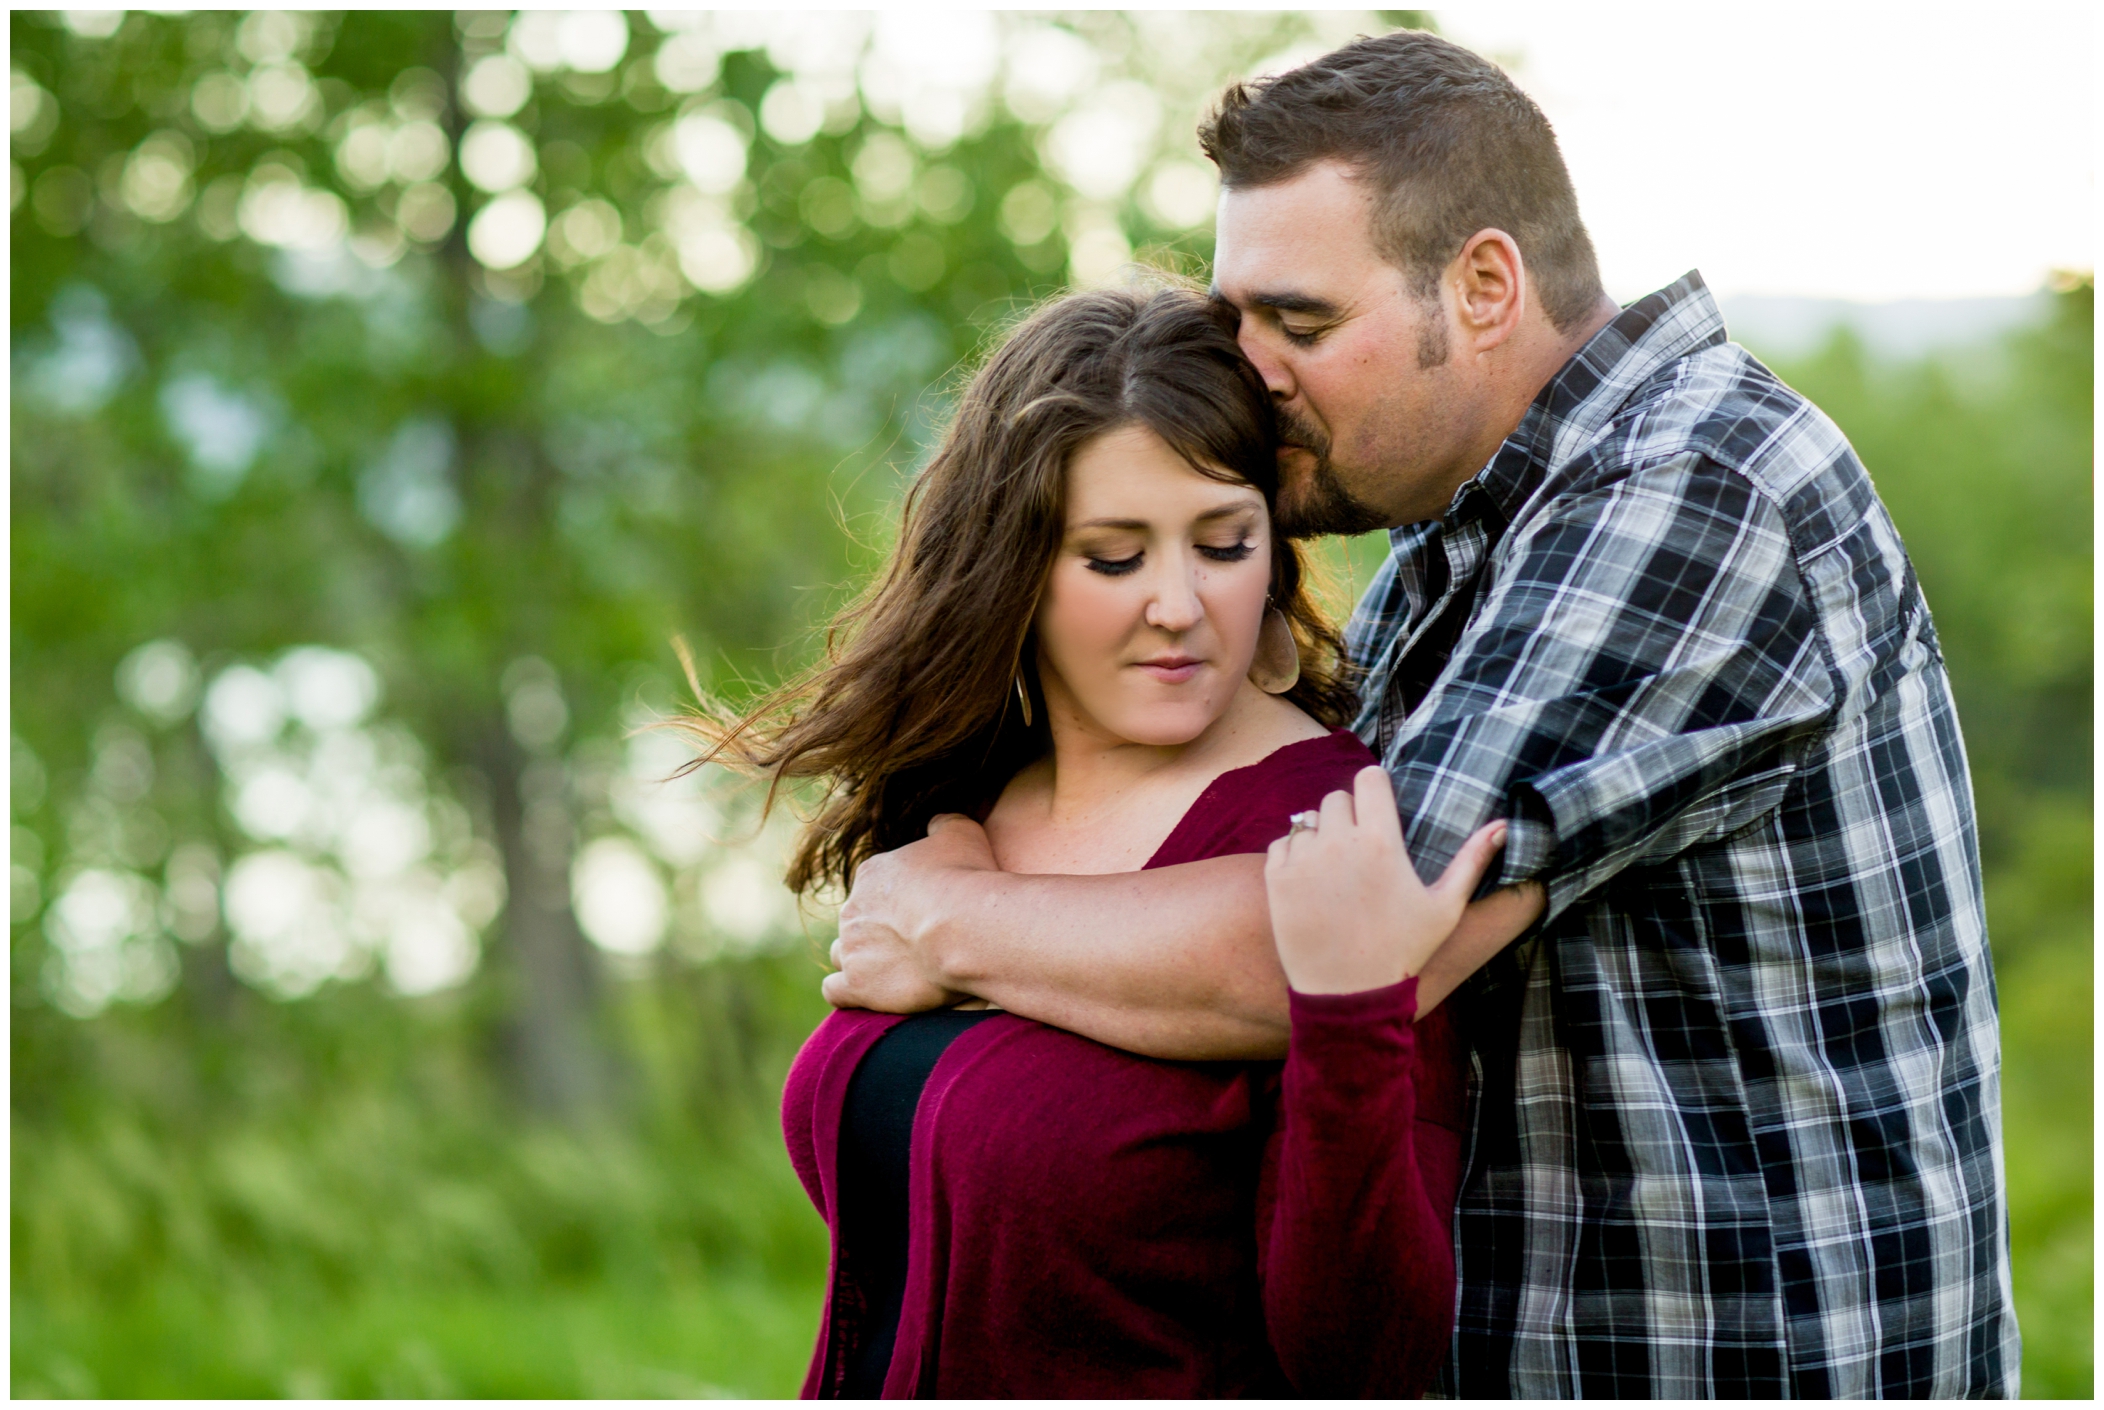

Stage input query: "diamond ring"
[{"left": 1287, "top": 810, "right": 1320, "bottom": 836}]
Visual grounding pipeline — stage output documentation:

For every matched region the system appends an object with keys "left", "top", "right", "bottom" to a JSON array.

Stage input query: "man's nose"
[{"left": 1236, "top": 326, "right": 1295, "bottom": 401}]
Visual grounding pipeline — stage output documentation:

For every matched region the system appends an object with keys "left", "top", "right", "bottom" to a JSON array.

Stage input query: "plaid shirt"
[{"left": 1348, "top": 273, "right": 2016, "bottom": 1397}]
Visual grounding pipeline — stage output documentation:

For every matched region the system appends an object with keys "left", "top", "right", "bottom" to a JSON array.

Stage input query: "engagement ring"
[{"left": 1287, "top": 810, "right": 1320, "bottom": 836}]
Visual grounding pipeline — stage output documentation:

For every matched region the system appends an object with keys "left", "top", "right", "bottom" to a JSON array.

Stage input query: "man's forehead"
[{"left": 1211, "top": 164, "right": 1381, "bottom": 306}]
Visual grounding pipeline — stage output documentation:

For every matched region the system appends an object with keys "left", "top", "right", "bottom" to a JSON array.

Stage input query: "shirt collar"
[{"left": 1421, "top": 269, "right": 1728, "bottom": 538}]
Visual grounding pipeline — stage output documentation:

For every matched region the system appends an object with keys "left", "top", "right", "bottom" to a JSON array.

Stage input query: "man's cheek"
[{"left": 1276, "top": 445, "right": 1320, "bottom": 478}]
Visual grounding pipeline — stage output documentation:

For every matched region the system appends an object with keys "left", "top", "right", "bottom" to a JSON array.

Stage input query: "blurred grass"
[
  {"left": 2001, "top": 931, "right": 2093, "bottom": 1398},
  {"left": 1990, "top": 808, "right": 2094, "bottom": 1397},
  {"left": 10, "top": 1091, "right": 831, "bottom": 1396},
  {"left": 11, "top": 950, "right": 837, "bottom": 1398},
  {"left": 12, "top": 1277, "right": 824, "bottom": 1398}
]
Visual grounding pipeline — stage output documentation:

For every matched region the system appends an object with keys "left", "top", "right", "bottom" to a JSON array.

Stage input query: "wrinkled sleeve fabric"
[
  {"left": 1391, "top": 452, "right": 1835, "bottom": 923},
  {"left": 1258, "top": 978, "right": 1463, "bottom": 1398}
]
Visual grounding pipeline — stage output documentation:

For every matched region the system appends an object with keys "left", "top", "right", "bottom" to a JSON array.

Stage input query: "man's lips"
[{"left": 1134, "top": 656, "right": 1203, "bottom": 684}]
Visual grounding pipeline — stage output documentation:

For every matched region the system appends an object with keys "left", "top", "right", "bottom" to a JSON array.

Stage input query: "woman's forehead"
[
  {"left": 1066, "top": 461, "right": 1262, "bottom": 530},
  {"left": 1067, "top": 424, "right": 1260, "bottom": 509}
]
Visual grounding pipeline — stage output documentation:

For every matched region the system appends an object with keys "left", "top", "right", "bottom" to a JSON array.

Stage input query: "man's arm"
[
  {"left": 1379, "top": 454, "right": 1837, "bottom": 917},
  {"left": 828, "top": 818, "right": 1285, "bottom": 1058},
  {"left": 826, "top": 813, "right": 1543, "bottom": 1061}
]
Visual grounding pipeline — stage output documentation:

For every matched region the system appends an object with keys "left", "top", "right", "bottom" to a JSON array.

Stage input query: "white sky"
[{"left": 1432, "top": 6, "right": 2097, "bottom": 301}]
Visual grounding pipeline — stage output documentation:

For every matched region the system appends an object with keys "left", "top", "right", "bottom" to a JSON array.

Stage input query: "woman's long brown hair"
[{"left": 673, "top": 279, "right": 1359, "bottom": 899}]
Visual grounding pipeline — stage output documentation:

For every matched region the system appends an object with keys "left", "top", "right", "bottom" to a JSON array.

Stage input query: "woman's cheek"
[
  {"left": 1040, "top": 563, "right": 1127, "bottom": 678},
  {"left": 1209, "top": 559, "right": 1270, "bottom": 670}
]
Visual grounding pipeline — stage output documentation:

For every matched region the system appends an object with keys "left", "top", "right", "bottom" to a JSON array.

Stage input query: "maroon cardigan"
[{"left": 782, "top": 729, "right": 1465, "bottom": 1397}]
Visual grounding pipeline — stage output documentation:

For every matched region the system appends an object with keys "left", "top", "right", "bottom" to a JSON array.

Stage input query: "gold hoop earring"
[
  {"left": 1014, "top": 673, "right": 1034, "bottom": 727},
  {"left": 1249, "top": 608, "right": 1300, "bottom": 694}
]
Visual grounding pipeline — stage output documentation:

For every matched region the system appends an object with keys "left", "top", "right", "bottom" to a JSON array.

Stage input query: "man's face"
[{"left": 1212, "top": 161, "right": 1475, "bottom": 534}]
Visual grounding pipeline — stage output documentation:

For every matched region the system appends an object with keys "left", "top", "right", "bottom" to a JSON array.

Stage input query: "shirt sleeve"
[
  {"left": 1257, "top": 978, "right": 1461, "bottom": 1398},
  {"left": 1390, "top": 452, "right": 1835, "bottom": 923}
]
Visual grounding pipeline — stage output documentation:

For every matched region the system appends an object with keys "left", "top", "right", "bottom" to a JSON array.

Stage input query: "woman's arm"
[
  {"left": 1253, "top": 769, "right": 1514, "bottom": 1393},
  {"left": 1259, "top": 978, "right": 1459, "bottom": 1396}
]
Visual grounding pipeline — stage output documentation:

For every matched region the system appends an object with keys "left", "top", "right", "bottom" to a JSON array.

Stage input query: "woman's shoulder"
[
  {"left": 1145, "top": 728, "right": 1379, "bottom": 868},
  {"left": 1232, "top": 726, "right": 1378, "bottom": 798}
]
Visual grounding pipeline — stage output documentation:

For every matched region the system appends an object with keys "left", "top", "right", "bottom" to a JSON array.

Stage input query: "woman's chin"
[{"left": 1100, "top": 704, "right": 1226, "bottom": 749}]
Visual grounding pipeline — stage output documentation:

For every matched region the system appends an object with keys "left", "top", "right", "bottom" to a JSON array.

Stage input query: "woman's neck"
[{"left": 987, "top": 684, "right": 1326, "bottom": 875}]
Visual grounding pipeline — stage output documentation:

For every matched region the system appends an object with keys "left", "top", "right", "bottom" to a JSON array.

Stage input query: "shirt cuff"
[
  {"left": 1285, "top": 977, "right": 1423, "bottom": 1109},
  {"left": 1288, "top": 975, "right": 1421, "bottom": 1026}
]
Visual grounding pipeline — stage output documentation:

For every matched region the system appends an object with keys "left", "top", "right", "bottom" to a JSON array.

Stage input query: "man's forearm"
[
  {"left": 828, "top": 815, "right": 1545, "bottom": 1061},
  {"left": 929, "top": 853, "right": 1293, "bottom": 1061}
]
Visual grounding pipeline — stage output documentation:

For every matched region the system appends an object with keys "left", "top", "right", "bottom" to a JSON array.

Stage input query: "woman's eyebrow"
[{"left": 1071, "top": 504, "right": 1258, "bottom": 532}]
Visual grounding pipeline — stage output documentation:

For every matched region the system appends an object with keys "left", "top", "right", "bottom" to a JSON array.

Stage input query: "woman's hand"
[{"left": 1264, "top": 765, "right": 1512, "bottom": 996}]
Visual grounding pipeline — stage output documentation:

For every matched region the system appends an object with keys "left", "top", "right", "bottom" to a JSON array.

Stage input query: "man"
[{"left": 827, "top": 29, "right": 2016, "bottom": 1398}]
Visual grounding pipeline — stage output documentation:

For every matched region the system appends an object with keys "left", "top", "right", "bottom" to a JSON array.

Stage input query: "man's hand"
[
  {"left": 1264, "top": 765, "right": 1511, "bottom": 996},
  {"left": 823, "top": 812, "right": 998, "bottom": 1012}
]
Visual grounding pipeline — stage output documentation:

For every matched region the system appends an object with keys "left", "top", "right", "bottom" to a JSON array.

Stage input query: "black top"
[{"left": 834, "top": 1007, "right": 1000, "bottom": 1399}]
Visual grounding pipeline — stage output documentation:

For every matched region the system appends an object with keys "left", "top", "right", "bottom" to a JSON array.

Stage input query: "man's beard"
[{"left": 1271, "top": 406, "right": 1390, "bottom": 538}]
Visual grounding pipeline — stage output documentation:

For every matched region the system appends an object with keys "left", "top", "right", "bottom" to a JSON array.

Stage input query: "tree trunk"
[{"left": 479, "top": 724, "right": 612, "bottom": 1119}]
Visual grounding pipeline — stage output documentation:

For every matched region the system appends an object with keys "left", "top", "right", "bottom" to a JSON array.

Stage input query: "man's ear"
[{"left": 1451, "top": 229, "right": 1526, "bottom": 354}]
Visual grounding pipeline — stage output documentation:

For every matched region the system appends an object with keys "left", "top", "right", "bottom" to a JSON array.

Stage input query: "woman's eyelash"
[
  {"left": 1282, "top": 326, "right": 1324, "bottom": 346},
  {"left": 1086, "top": 542, "right": 1255, "bottom": 575}
]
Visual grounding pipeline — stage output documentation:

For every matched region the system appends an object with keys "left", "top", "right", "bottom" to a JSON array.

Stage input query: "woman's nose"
[{"left": 1143, "top": 558, "right": 1204, "bottom": 633}]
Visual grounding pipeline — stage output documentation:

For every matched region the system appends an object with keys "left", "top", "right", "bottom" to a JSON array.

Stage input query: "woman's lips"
[{"left": 1134, "top": 657, "right": 1202, "bottom": 684}]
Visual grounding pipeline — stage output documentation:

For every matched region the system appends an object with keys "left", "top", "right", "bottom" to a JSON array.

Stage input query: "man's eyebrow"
[{"left": 1245, "top": 291, "right": 1340, "bottom": 317}]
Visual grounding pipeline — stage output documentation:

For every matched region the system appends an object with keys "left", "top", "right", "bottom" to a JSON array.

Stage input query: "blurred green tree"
[
  {"left": 10, "top": 9, "right": 1433, "bottom": 1397},
  {"left": 11, "top": 7, "right": 1407, "bottom": 1105}
]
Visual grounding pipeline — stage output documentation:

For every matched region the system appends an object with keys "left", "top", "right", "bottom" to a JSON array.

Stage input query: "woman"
[{"left": 683, "top": 284, "right": 1518, "bottom": 1397}]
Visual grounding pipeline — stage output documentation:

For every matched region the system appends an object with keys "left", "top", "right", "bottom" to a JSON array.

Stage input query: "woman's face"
[{"left": 1034, "top": 422, "right": 1274, "bottom": 749}]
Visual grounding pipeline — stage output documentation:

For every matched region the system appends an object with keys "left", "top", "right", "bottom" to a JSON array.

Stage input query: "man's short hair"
[{"left": 1200, "top": 29, "right": 1605, "bottom": 333}]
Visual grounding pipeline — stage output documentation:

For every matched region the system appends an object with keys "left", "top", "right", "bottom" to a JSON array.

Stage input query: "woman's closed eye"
[{"left": 1085, "top": 540, "right": 1256, "bottom": 576}]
